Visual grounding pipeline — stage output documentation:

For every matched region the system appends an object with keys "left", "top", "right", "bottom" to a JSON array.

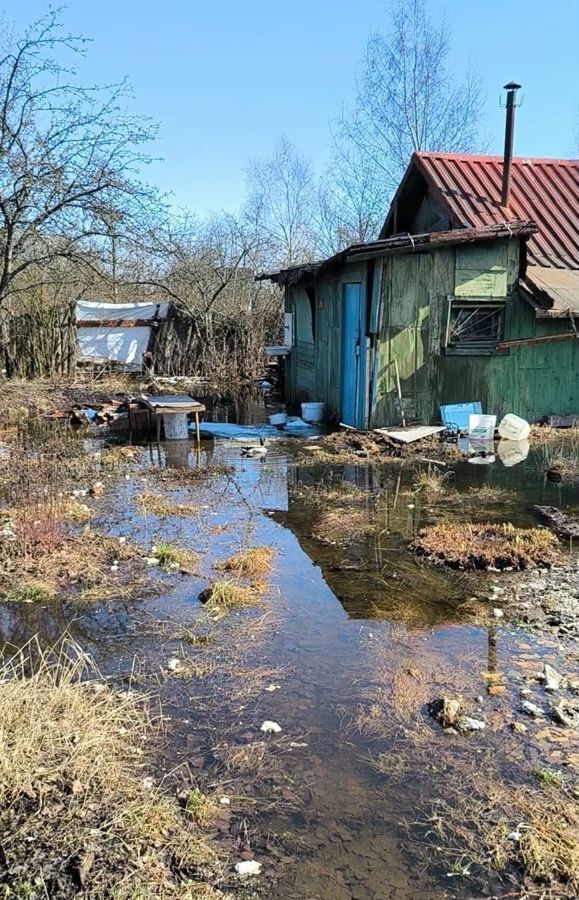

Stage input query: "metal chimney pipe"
[{"left": 501, "top": 81, "right": 521, "bottom": 208}]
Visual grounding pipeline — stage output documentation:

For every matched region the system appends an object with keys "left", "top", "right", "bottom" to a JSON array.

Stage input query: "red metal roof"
[{"left": 408, "top": 152, "right": 579, "bottom": 269}]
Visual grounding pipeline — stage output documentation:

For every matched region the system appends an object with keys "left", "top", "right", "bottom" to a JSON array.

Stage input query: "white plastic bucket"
[
  {"left": 163, "top": 412, "right": 189, "bottom": 440},
  {"left": 301, "top": 402, "right": 324, "bottom": 424},
  {"left": 268, "top": 412, "right": 287, "bottom": 426},
  {"left": 468, "top": 414, "right": 496, "bottom": 442},
  {"left": 498, "top": 413, "right": 530, "bottom": 442}
]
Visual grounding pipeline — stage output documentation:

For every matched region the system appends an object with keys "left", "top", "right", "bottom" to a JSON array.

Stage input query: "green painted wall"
[{"left": 286, "top": 237, "right": 578, "bottom": 426}]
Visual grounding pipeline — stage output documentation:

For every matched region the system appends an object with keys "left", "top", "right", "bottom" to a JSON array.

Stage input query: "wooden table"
[{"left": 141, "top": 394, "right": 206, "bottom": 444}]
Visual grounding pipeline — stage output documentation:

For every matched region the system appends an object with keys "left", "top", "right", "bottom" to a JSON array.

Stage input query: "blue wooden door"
[{"left": 341, "top": 283, "right": 365, "bottom": 427}]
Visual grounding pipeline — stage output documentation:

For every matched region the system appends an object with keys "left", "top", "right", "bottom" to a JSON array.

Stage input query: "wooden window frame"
[{"left": 444, "top": 297, "right": 508, "bottom": 357}]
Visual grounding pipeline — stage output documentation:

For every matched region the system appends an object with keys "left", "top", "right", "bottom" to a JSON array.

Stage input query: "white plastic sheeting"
[
  {"left": 75, "top": 299, "right": 170, "bottom": 370},
  {"left": 195, "top": 419, "right": 319, "bottom": 440},
  {"left": 76, "top": 326, "right": 152, "bottom": 370},
  {"left": 76, "top": 300, "right": 170, "bottom": 321}
]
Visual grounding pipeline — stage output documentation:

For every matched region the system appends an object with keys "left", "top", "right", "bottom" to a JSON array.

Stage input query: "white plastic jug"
[
  {"left": 498, "top": 413, "right": 530, "bottom": 442},
  {"left": 497, "top": 439, "right": 530, "bottom": 467}
]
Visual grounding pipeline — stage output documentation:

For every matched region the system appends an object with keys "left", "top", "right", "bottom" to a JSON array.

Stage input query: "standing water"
[{"left": 1, "top": 420, "right": 579, "bottom": 899}]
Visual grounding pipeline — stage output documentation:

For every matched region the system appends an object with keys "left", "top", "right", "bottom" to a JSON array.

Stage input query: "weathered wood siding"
[
  {"left": 437, "top": 300, "right": 579, "bottom": 422},
  {"left": 286, "top": 263, "right": 366, "bottom": 420},
  {"left": 286, "top": 236, "right": 579, "bottom": 426},
  {"left": 373, "top": 238, "right": 578, "bottom": 425}
]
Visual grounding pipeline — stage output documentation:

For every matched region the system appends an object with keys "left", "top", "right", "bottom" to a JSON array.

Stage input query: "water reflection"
[{"left": 2, "top": 435, "right": 578, "bottom": 899}]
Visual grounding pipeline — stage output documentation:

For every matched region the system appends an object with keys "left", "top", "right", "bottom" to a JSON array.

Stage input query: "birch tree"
[
  {"left": 341, "top": 0, "right": 484, "bottom": 195},
  {"left": 246, "top": 135, "right": 316, "bottom": 267}
]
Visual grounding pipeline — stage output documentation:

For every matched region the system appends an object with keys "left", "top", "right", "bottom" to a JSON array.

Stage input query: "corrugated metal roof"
[
  {"left": 521, "top": 266, "right": 579, "bottom": 318},
  {"left": 397, "top": 152, "right": 579, "bottom": 269}
]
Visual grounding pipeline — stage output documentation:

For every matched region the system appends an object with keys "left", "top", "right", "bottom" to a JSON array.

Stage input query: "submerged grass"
[
  {"left": 184, "top": 788, "right": 218, "bottom": 826},
  {"left": 313, "top": 507, "right": 377, "bottom": 544},
  {"left": 100, "top": 445, "right": 140, "bottom": 468},
  {"left": 291, "top": 480, "right": 371, "bottom": 507},
  {"left": 356, "top": 635, "right": 579, "bottom": 897},
  {"left": 412, "top": 521, "right": 560, "bottom": 571},
  {"left": 0, "top": 641, "right": 225, "bottom": 898},
  {"left": 137, "top": 493, "right": 199, "bottom": 517},
  {"left": 416, "top": 766, "right": 579, "bottom": 895},
  {"left": 156, "top": 465, "right": 234, "bottom": 486},
  {"left": 413, "top": 466, "right": 453, "bottom": 494}
]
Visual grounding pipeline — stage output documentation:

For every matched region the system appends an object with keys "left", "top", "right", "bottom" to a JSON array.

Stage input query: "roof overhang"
[
  {"left": 258, "top": 221, "right": 536, "bottom": 287},
  {"left": 520, "top": 265, "right": 579, "bottom": 319}
]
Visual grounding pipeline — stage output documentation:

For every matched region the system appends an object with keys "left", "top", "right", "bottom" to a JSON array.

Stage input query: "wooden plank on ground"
[{"left": 373, "top": 425, "right": 445, "bottom": 444}]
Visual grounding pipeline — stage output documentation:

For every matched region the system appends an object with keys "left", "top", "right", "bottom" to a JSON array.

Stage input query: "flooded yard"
[{"left": 1, "top": 416, "right": 579, "bottom": 899}]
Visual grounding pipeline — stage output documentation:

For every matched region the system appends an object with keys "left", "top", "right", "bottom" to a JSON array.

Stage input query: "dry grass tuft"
[
  {"left": 2, "top": 579, "right": 57, "bottom": 603},
  {"left": 0, "top": 524, "right": 143, "bottom": 595},
  {"left": 411, "top": 521, "right": 560, "bottom": 571},
  {"left": 151, "top": 542, "right": 199, "bottom": 573},
  {"left": 413, "top": 466, "right": 453, "bottom": 494},
  {"left": 530, "top": 424, "right": 579, "bottom": 446},
  {"left": 214, "top": 546, "right": 274, "bottom": 578},
  {"left": 100, "top": 445, "right": 140, "bottom": 468},
  {"left": 0, "top": 640, "right": 224, "bottom": 897},
  {"left": 200, "top": 579, "right": 261, "bottom": 615}
]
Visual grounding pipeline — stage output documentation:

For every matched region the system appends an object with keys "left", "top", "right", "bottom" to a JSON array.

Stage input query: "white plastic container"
[
  {"left": 163, "top": 412, "right": 189, "bottom": 440},
  {"left": 268, "top": 412, "right": 287, "bottom": 426},
  {"left": 301, "top": 402, "right": 324, "bottom": 424},
  {"left": 498, "top": 413, "right": 530, "bottom": 442},
  {"left": 468, "top": 414, "right": 497, "bottom": 442},
  {"left": 497, "top": 439, "right": 530, "bottom": 467}
]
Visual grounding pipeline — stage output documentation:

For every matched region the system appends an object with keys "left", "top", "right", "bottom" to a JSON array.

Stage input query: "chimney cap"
[{"left": 504, "top": 81, "right": 522, "bottom": 91}]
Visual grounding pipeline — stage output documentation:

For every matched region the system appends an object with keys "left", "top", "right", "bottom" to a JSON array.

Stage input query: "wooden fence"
[
  {"left": 152, "top": 307, "right": 276, "bottom": 381},
  {"left": 0, "top": 302, "right": 279, "bottom": 380},
  {"left": 2, "top": 303, "right": 76, "bottom": 378}
]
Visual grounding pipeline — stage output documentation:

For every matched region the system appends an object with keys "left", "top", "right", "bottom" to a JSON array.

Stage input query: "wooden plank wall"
[{"left": 3, "top": 303, "right": 77, "bottom": 378}]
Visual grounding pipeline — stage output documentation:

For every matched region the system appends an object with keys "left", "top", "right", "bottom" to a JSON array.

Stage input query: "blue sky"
[{"left": 7, "top": 1, "right": 579, "bottom": 214}]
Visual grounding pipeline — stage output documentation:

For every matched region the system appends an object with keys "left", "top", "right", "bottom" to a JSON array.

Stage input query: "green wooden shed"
[{"left": 261, "top": 152, "right": 579, "bottom": 428}]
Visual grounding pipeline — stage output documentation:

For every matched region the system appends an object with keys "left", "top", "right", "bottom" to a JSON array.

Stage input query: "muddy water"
[{"left": 2, "top": 436, "right": 579, "bottom": 899}]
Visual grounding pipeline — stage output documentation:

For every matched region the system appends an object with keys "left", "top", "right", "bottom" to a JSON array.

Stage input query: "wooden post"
[
  {"left": 194, "top": 411, "right": 201, "bottom": 445},
  {"left": 394, "top": 359, "right": 406, "bottom": 427}
]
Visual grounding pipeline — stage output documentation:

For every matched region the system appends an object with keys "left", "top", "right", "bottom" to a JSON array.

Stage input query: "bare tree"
[
  {"left": 158, "top": 212, "right": 261, "bottom": 322},
  {"left": 316, "top": 137, "right": 389, "bottom": 254},
  {"left": 0, "top": 9, "right": 160, "bottom": 312},
  {"left": 246, "top": 135, "right": 316, "bottom": 267},
  {"left": 341, "top": 0, "right": 484, "bottom": 195}
]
